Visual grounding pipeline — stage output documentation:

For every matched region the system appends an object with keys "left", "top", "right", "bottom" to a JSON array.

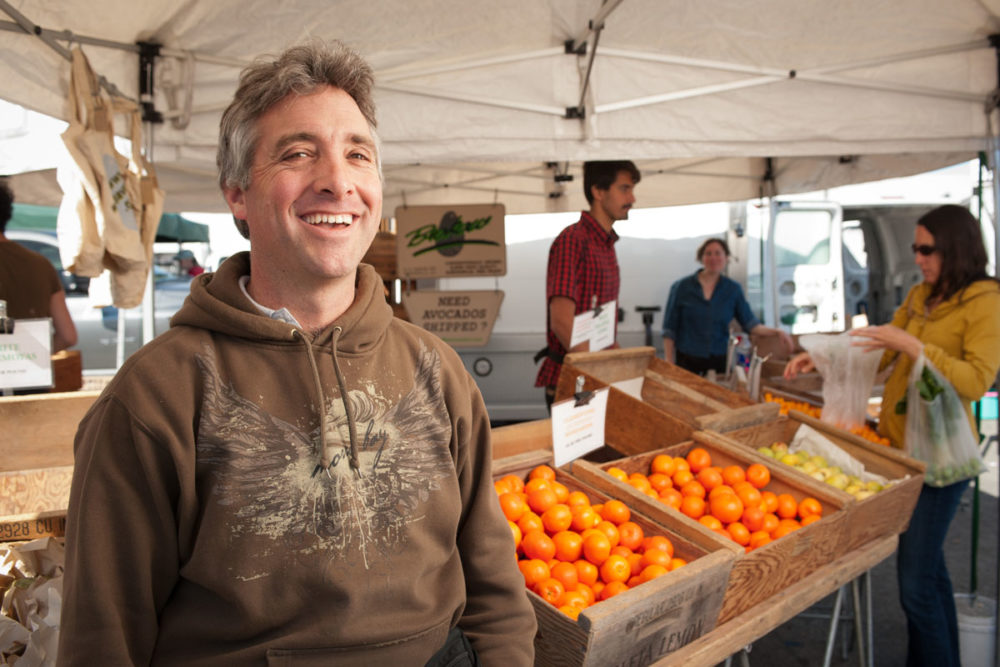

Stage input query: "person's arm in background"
[
  {"left": 549, "top": 296, "right": 589, "bottom": 353},
  {"left": 49, "top": 290, "right": 77, "bottom": 352},
  {"left": 730, "top": 280, "right": 793, "bottom": 355},
  {"left": 749, "top": 323, "right": 794, "bottom": 355},
  {"left": 661, "top": 280, "right": 681, "bottom": 363}
]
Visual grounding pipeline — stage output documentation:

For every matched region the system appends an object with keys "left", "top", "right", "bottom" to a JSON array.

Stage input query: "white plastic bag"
[
  {"left": 799, "top": 332, "right": 882, "bottom": 429},
  {"left": 902, "top": 354, "right": 985, "bottom": 486}
]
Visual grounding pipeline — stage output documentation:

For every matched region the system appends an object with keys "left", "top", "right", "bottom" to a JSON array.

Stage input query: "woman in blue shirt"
[{"left": 662, "top": 238, "right": 792, "bottom": 375}]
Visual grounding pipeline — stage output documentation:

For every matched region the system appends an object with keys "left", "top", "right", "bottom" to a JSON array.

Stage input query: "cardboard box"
[
  {"left": 493, "top": 452, "right": 736, "bottom": 667},
  {"left": 707, "top": 409, "right": 926, "bottom": 552},
  {"left": 0, "top": 391, "right": 99, "bottom": 541},
  {"left": 569, "top": 433, "right": 851, "bottom": 624}
]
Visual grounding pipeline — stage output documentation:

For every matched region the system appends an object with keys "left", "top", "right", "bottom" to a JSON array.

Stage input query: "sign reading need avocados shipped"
[
  {"left": 402, "top": 291, "right": 504, "bottom": 348},
  {"left": 395, "top": 204, "right": 506, "bottom": 279}
]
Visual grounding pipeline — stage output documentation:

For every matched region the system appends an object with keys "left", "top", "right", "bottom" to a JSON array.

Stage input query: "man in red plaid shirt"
[{"left": 534, "top": 161, "right": 641, "bottom": 410}]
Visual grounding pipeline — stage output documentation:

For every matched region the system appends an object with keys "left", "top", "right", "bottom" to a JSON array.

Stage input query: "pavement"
[{"left": 731, "top": 420, "right": 999, "bottom": 667}]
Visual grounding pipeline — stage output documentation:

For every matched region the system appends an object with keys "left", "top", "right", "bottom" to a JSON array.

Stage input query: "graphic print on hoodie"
[{"left": 193, "top": 340, "right": 454, "bottom": 581}]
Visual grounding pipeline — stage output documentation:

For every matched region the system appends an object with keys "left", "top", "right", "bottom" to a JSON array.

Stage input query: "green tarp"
[{"left": 7, "top": 203, "right": 210, "bottom": 243}]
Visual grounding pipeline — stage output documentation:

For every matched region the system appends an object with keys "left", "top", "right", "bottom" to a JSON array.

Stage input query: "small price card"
[
  {"left": 550, "top": 387, "right": 609, "bottom": 467},
  {"left": 569, "top": 299, "right": 616, "bottom": 351}
]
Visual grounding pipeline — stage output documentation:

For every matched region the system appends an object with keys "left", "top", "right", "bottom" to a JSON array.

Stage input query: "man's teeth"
[{"left": 303, "top": 214, "right": 353, "bottom": 225}]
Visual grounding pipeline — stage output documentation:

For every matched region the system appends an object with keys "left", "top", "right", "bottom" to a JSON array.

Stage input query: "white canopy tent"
[{"left": 0, "top": 0, "right": 998, "bottom": 218}]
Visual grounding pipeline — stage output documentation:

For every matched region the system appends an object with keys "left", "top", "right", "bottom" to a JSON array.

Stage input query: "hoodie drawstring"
[{"left": 294, "top": 328, "right": 361, "bottom": 478}]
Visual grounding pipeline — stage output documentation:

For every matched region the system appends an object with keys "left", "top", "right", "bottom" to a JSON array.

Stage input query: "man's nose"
[{"left": 314, "top": 154, "right": 354, "bottom": 197}]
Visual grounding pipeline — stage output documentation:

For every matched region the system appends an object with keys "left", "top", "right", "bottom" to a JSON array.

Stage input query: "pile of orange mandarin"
[
  {"left": 494, "top": 465, "right": 685, "bottom": 619},
  {"left": 604, "top": 447, "right": 824, "bottom": 553},
  {"left": 763, "top": 393, "right": 890, "bottom": 446}
]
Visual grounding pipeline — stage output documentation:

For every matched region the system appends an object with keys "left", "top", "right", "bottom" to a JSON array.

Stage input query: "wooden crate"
[
  {"left": 558, "top": 347, "right": 778, "bottom": 433},
  {"left": 706, "top": 409, "right": 926, "bottom": 552},
  {"left": 51, "top": 349, "right": 83, "bottom": 392},
  {"left": 493, "top": 453, "right": 737, "bottom": 667},
  {"left": 0, "top": 391, "right": 99, "bottom": 541},
  {"left": 570, "top": 433, "right": 851, "bottom": 624}
]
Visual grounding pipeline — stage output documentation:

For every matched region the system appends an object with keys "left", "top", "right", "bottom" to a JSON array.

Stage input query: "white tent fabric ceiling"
[{"left": 0, "top": 0, "right": 998, "bottom": 215}]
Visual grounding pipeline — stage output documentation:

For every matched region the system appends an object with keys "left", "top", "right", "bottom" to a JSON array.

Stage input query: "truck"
[{"left": 437, "top": 160, "right": 991, "bottom": 424}]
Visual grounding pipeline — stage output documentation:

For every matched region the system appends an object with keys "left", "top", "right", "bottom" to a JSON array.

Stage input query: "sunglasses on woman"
[{"left": 911, "top": 244, "right": 937, "bottom": 256}]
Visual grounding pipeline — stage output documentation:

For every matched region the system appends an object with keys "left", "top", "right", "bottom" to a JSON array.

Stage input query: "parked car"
[{"left": 7, "top": 230, "right": 194, "bottom": 372}]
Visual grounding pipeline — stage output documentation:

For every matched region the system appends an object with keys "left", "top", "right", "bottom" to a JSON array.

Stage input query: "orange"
[
  {"left": 734, "top": 484, "right": 762, "bottom": 511},
  {"left": 761, "top": 512, "right": 780, "bottom": 534},
  {"left": 576, "top": 582, "right": 596, "bottom": 607},
  {"left": 680, "top": 480, "right": 707, "bottom": 499},
  {"left": 600, "top": 499, "right": 632, "bottom": 525},
  {"left": 699, "top": 514, "right": 723, "bottom": 531},
  {"left": 550, "top": 561, "right": 580, "bottom": 591},
  {"left": 529, "top": 464, "right": 556, "bottom": 482},
  {"left": 594, "top": 521, "right": 621, "bottom": 547},
  {"left": 644, "top": 488, "right": 660, "bottom": 500},
  {"left": 639, "top": 564, "right": 669, "bottom": 583},
  {"left": 798, "top": 497, "right": 823, "bottom": 520},
  {"left": 673, "top": 457, "right": 691, "bottom": 474},
  {"left": 551, "top": 481, "right": 570, "bottom": 504},
  {"left": 696, "top": 467, "right": 724, "bottom": 492},
  {"left": 741, "top": 505, "right": 765, "bottom": 533},
  {"left": 771, "top": 520, "right": 801, "bottom": 539},
  {"left": 775, "top": 493, "right": 799, "bottom": 520},
  {"left": 523, "top": 477, "right": 551, "bottom": 496},
  {"left": 617, "top": 521, "right": 645, "bottom": 551},
  {"left": 650, "top": 454, "right": 677, "bottom": 477},
  {"left": 521, "top": 530, "right": 556, "bottom": 561},
  {"left": 558, "top": 604, "right": 581, "bottom": 619},
  {"left": 509, "top": 520, "right": 522, "bottom": 549},
  {"left": 558, "top": 589, "right": 588, "bottom": 610},
  {"left": 659, "top": 488, "right": 683, "bottom": 510},
  {"left": 685, "top": 447, "right": 712, "bottom": 473},
  {"left": 628, "top": 476, "right": 653, "bottom": 495},
  {"left": 745, "top": 463, "right": 771, "bottom": 489},
  {"left": 708, "top": 484, "right": 736, "bottom": 500},
  {"left": 552, "top": 530, "right": 584, "bottom": 562},
  {"left": 494, "top": 478, "right": 513, "bottom": 495},
  {"left": 749, "top": 530, "right": 772, "bottom": 549},
  {"left": 672, "top": 469, "right": 694, "bottom": 487},
  {"left": 566, "top": 490, "right": 590, "bottom": 510},
  {"left": 641, "top": 535, "right": 675, "bottom": 558},
  {"left": 709, "top": 493, "right": 744, "bottom": 524},
  {"left": 599, "top": 555, "right": 632, "bottom": 584},
  {"left": 574, "top": 559, "right": 599, "bottom": 587},
  {"left": 801, "top": 514, "right": 822, "bottom": 526},
  {"left": 627, "top": 552, "right": 644, "bottom": 577},
  {"left": 640, "top": 547, "right": 673, "bottom": 568},
  {"left": 606, "top": 466, "right": 629, "bottom": 482},
  {"left": 726, "top": 521, "right": 751, "bottom": 546},
  {"left": 760, "top": 490, "right": 779, "bottom": 514},
  {"left": 648, "top": 473, "right": 673, "bottom": 494},
  {"left": 500, "top": 474, "right": 524, "bottom": 494},
  {"left": 570, "top": 505, "right": 601, "bottom": 532},
  {"left": 668, "top": 557, "right": 688, "bottom": 571},
  {"left": 518, "top": 558, "right": 550, "bottom": 588},
  {"left": 610, "top": 545, "right": 633, "bottom": 559},
  {"left": 721, "top": 465, "right": 746, "bottom": 487},
  {"left": 526, "top": 486, "right": 559, "bottom": 514},
  {"left": 598, "top": 580, "right": 629, "bottom": 601},
  {"left": 534, "top": 577, "right": 565, "bottom": 604},
  {"left": 582, "top": 532, "right": 612, "bottom": 565},
  {"left": 498, "top": 492, "right": 528, "bottom": 522},
  {"left": 680, "top": 495, "right": 706, "bottom": 519},
  {"left": 542, "top": 504, "right": 573, "bottom": 534},
  {"left": 517, "top": 511, "right": 544, "bottom": 536}
]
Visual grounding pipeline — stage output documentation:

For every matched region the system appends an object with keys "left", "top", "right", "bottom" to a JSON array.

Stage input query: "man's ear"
[{"left": 223, "top": 185, "right": 248, "bottom": 222}]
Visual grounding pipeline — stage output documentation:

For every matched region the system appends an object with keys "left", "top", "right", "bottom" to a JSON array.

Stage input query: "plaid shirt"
[{"left": 535, "top": 212, "right": 620, "bottom": 388}]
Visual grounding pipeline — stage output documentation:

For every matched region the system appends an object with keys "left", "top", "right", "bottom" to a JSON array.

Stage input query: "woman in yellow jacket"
[{"left": 786, "top": 204, "right": 1000, "bottom": 667}]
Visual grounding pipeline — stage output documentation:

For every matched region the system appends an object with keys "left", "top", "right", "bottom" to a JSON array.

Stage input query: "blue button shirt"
[{"left": 662, "top": 271, "right": 760, "bottom": 358}]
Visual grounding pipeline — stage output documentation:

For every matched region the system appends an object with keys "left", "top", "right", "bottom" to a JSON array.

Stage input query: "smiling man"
[{"left": 59, "top": 41, "right": 535, "bottom": 666}]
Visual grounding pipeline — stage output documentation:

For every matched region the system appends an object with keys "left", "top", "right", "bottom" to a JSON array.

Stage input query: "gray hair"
[{"left": 217, "top": 40, "right": 379, "bottom": 239}]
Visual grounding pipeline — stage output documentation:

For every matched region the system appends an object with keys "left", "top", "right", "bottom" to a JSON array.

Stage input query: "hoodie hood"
[
  {"left": 171, "top": 251, "right": 394, "bottom": 352},
  {"left": 908, "top": 278, "right": 1000, "bottom": 321}
]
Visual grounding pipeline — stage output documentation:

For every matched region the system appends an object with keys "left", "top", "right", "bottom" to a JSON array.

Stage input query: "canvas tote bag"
[{"left": 58, "top": 47, "right": 162, "bottom": 308}]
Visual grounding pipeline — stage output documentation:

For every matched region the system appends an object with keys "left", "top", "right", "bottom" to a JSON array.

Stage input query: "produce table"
[{"left": 651, "top": 534, "right": 897, "bottom": 667}]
